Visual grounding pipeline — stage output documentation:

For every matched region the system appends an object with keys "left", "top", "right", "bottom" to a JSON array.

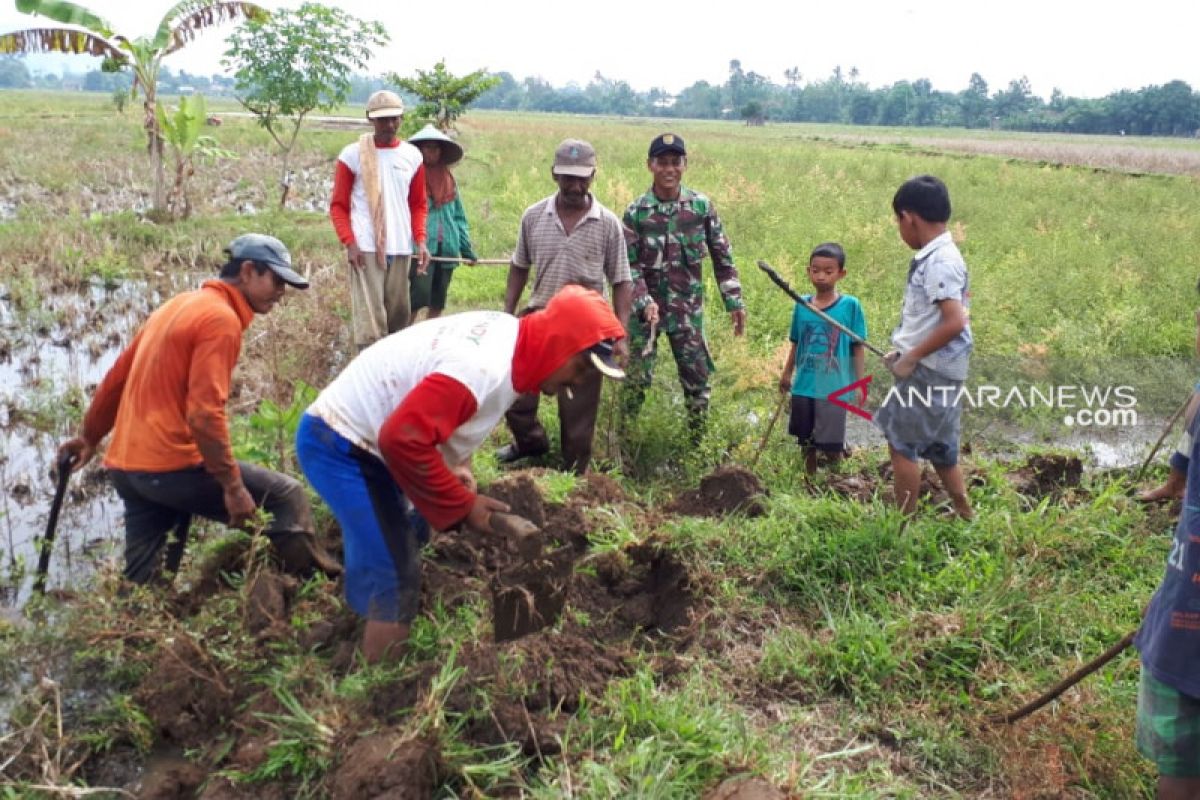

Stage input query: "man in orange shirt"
[{"left": 57, "top": 234, "right": 339, "bottom": 584}]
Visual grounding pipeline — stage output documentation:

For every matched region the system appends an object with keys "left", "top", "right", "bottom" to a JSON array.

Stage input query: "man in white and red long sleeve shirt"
[
  {"left": 295, "top": 285, "right": 627, "bottom": 663},
  {"left": 329, "top": 90, "right": 430, "bottom": 349}
]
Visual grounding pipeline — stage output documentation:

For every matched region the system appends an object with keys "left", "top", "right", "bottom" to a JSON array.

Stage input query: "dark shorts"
[
  {"left": 1137, "top": 669, "right": 1200, "bottom": 778},
  {"left": 295, "top": 413, "right": 429, "bottom": 623},
  {"left": 874, "top": 363, "right": 963, "bottom": 467},
  {"left": 409, "top": 260, "right": 455, "bottom": 312},
  {"left": 788, "top": 396, "right": 846, "bottom": 453},
  {"left": 108, "top": 461, "right": 313, "bottom": 584}
]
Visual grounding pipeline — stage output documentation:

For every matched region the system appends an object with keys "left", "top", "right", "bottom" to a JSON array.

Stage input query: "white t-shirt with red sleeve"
[
  {"left": 305, "top": 312, "right": 521, "bottom": 530},
  {"left": 332, "top": 139, "right": 425, "bottom": 256}
]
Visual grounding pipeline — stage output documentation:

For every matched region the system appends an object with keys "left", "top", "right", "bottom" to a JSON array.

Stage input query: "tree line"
[
  {"left": 474, "top": 62, "right": 1200, "bottom": 138},
  {"left": 5, "top": 52, "right": 1199, "bottom": 138}
]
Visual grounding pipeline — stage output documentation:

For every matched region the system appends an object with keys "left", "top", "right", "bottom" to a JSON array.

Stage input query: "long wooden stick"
[
  {"left": 750, "top": 394, "right": 790, "bottom": 470},
  {"left": 1135, "top": 394, "right": 1192, "bottom": 484},
  {"left": 758, "top": 260, "right": 889, "bottom": 358},
  {"left": 991, "top": 628, "right": 1138, "bottom": 725},
  {"left": 428, "top": 256, "right": 511, "bottom": 265}
]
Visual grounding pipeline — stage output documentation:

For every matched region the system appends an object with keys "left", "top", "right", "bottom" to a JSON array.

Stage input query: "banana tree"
[
  {"left": 157, "top": 94, "right": 237, "bottom": 219},
  {"left": 0, "top": 0, "right": 265, "bottom": 213}
]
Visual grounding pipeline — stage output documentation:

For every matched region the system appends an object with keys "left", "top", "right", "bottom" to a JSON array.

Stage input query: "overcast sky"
[{"left": 2, "top": 0, "right": 1196, "bottom": 100}]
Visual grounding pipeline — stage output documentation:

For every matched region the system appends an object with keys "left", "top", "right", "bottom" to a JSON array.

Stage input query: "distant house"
[{"left": 178, "top": 85, "right": 195, "bottom": 96}]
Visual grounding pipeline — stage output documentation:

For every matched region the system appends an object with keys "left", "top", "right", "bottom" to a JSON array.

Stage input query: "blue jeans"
[{"left": 295, "top": 413, "right": 428, "bottom": 622}]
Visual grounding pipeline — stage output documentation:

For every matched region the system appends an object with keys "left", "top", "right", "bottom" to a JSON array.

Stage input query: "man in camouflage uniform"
[{"left": 622, "top": 133, "right": 746, "bottom": 427}]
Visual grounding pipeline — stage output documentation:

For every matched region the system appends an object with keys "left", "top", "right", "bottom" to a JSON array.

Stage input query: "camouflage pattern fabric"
[
  {"left": 622, "top": 186, "right": 743, "bottom": 417},
  {"left": 624, "top": 309, "right": 714, "bottom": 417}
]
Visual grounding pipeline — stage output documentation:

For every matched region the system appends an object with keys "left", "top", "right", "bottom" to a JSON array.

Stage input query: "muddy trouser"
[
  {"left": 295, "top": 413, "right": 427, "bottom": 622},
  {"left": 349, "top": 254, "right": 412, "bottom": 348},
  {"left": 622, "top": 310, "right": 714, "bottom": 420},
  {"left": 108, "top": 463, "right": 316, "bottom": 584},
  {"left": 504, "top": 366, "right": 604, "bottom": 475}
]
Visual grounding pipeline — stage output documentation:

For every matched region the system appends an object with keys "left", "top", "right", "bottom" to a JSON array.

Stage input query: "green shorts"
[
  {"left": 1137, "top": 669, "right": 1200, "bottom": 778},
  {"left": 409, "top": 260, "right": 455, "bottom": 312}
]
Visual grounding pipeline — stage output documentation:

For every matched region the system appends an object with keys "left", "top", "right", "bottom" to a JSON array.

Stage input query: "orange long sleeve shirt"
[{"left": 81, "top": 280, "right": 253, "bottom": 486}]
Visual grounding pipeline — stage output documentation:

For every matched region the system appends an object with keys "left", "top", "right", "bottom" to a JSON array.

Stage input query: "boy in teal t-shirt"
[{"left": 779, "top": 242, "right": 867, "bottom": 474}]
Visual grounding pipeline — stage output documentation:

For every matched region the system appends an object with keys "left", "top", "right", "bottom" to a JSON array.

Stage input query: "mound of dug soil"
[
  {"left": 329, "top": 734, "right": 441, "bottom": 800},
  {"left": 668, "top": 465, "right": 767, "bottom": 517},
  {"left": 1007, "top": 454, "right": 1083, "bottom": 499},
  {"left": 362, "top": 471, "right": 700, "bottom": 757},
  {"left": 136, "top": 637, "right": 236, "bottom": 746}
]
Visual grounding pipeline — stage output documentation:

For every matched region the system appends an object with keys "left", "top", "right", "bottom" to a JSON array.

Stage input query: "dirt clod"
[
  {"left": 485, "top": 473, "right": 547, "bottom": 528},
  {"left": 669, "top": 465, "right": 767, "bottom": 516},
  {"left": 1008, "top": 454, "right": 1083, "bottom": 498},
  {"left": 136, "top": 638, "right": 234, "bottom": 746},
  {"left": 703, "top": 775, "right": 788, "bottom": 800},
  {"left": 573, "top": 471, "right": 626, "bottom": 504},
  {"left": 330, "top": 734, "right": 440, "bottom": 800},
  {"left": 137, "top": 757, "right": 206, "bottom": 800},
  {"left": 492, "top": 546, "right": 573, "bottom": 642},
  {"left": 245, "top": 571, "right": 295, "bottom": 635}
]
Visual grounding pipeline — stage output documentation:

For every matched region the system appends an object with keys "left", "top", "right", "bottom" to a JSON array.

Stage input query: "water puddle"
[{"left": 0, "top": 274, "right": 198, "bottom": 605}]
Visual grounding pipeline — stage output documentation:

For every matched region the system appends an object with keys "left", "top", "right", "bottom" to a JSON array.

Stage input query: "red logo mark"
[{"left": 827, "top": 375, "right": 874, "bottom": 421}]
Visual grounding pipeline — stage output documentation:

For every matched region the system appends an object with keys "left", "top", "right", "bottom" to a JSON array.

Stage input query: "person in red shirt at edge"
[
  {"left": 329, "top": 89, "right": 431, "bottom": 350},
  {"left": 295, "top": 286, "right": 627, "bottom": 663},
  {"left": 57, "top": 234, "right": 340, "bottom": 585}
]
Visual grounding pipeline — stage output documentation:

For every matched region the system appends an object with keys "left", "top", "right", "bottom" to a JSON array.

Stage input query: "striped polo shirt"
[{"left": 512, "top": 193, "right": 631, "bottom": 309}]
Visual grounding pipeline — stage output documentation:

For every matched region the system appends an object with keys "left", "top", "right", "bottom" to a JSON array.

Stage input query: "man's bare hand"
[
  {"left": 56, "top": 437, "right": 93, "bottom": 474},
  {"left": 643, "top": 302, "right": 660, "bottom": 325},
  {"left": 417, "top": 244, "right": 431, "bottom": 271},
  {"left": 465, "top": 494, "right": 510, "bottom": 533},
  {"left": 346, "top": 243, "right": 366, "bottom": 271},
  {"left": 223, "top": 484, "right": 256, "bottom": 529},
  {"left": 885, "top": 350, "right": 917, "bottom": 379}
]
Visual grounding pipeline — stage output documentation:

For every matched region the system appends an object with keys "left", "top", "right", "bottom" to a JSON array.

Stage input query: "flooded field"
[{"left": 0, "top": 275, "right": 180, "bottom": 602}]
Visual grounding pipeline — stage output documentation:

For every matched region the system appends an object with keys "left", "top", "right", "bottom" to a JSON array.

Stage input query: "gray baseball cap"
[
  {"left": 225, "top": 234, "right": 309, "bottom": 289},
  {"left": 552, "top": 139, "right": 596, "bottom": 177}
]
